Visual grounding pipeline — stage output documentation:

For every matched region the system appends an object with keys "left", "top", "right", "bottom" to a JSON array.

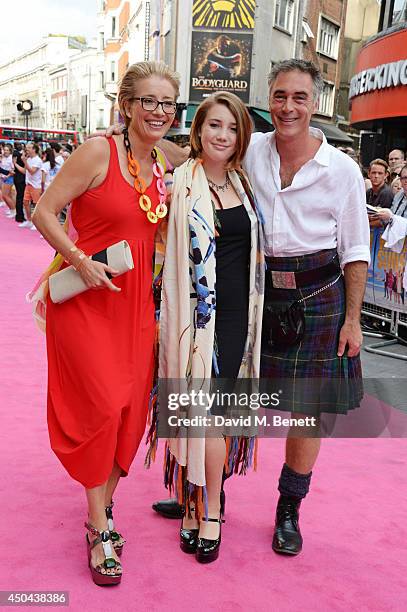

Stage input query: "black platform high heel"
[
  {"left": 180, "top": 507, "right": 199, "bottom": 554},
  {"left": 195, "top": 516, "right": 225, "bottom": 564}
]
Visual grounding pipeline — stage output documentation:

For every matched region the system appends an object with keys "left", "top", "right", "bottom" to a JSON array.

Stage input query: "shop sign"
[{"left": 349, "top": 59, "right": 407, "bottom": 100}]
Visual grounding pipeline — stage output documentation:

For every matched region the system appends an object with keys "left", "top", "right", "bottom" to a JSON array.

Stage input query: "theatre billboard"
[
  {"left": 189, "top": 31, "right": 252, "bottom": 103},
  {"left": 192, "top": 0, "right": 255, "bottom": 30}
]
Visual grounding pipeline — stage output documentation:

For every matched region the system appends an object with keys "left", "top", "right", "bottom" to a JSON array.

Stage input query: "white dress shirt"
[
  {"left": 390, "top": 190, "right": 407, "bottom": 218},
  {"left": 243, "top": 128, "right": 371, "bottom": 267}
]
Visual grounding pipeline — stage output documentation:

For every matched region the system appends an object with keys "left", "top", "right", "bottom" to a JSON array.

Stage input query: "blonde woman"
[{"left": 32, "top": 61, "right": 180, "bottom": 585}]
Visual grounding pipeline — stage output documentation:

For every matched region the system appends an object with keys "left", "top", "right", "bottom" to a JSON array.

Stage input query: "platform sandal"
[
  {"left": 85, "top": 522, "right": 122, "bottom": 586},
  {"left": 105, "top": 501, "right": 126, "bottom": 557}
]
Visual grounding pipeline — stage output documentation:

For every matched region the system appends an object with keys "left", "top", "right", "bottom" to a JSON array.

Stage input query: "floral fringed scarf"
[{"left": 146, "top": 158, "right": 265, "bottom": 520}]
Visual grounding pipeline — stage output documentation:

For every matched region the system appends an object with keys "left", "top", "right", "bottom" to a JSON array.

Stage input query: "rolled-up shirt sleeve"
[{"left": 337, "top": 172, "right": 371, "bottom": 267}]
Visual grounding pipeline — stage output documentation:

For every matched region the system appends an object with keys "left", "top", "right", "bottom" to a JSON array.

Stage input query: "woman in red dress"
[{"left": 32, "top": 61, "right": 180, "bottom": 586}]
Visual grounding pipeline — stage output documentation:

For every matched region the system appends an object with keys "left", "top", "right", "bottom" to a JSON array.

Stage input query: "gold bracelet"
[
  {"left": 65, "top": 245, "right": 81, "bottom": 265},
  {"left": 67, "top": 247, "right": 88, "bottom": 270},
  {"left": 75, "top": 254, "right": 89, "bottom": 273}
]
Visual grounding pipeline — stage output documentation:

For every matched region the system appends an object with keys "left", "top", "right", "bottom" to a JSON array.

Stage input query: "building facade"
[
  {"left": 50, "top": 49, "right": 101, "bottom": 134},
  {"left": 93, "top": 0, "right": 353, "bottom": 141},
  {"left": 349, "top": 1, "right": 407, "bottom": 163},
  {"left": 0, "top": 36, "right": 86, "bottom": 129},
  {"left": 302, "top": 0, "right": 347, "bottom": 119},
  {"left": 139, "top": 0, "right": 350, "bottom": 142},
  {"left": 97, "top": 0, "right": 149, "bottom": 124},
  {"left": 0, "top": 35, "right": 107, "bottom": 136},
  {"left": 338, "top": 0, "right": 380, "bottom": 129}
]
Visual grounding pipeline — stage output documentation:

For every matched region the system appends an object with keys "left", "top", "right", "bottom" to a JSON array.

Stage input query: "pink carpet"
[{"left": 1, "top": 212, "right": 406, "bottom": 611}]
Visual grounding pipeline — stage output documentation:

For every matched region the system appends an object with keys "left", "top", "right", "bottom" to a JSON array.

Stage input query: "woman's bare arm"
[
  {"left": 157, "top": 138, "right": 190, "bottom": 168},
  {"left": 32, "top": 138, "right": 120, "bottom": 292}
]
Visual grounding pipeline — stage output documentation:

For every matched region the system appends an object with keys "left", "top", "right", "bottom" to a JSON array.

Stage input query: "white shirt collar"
[{"left": 269, "top": 127, "right": 330, "bottom": 168}]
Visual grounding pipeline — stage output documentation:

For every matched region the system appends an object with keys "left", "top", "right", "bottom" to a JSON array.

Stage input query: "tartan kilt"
[{"left": 260, "top": 249, "right": 363, "bottom": 415}]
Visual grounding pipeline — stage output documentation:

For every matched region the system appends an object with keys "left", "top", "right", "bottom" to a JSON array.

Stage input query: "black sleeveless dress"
[{"left": 215, "top": 204, "right": 251, "bottom": 379}]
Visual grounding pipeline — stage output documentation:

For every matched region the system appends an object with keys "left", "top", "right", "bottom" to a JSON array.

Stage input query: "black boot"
[
  {"left": 272, "top": 494, "right": 303, "bottom": 555},
  {"left": 152, "top": 489, "right": 226, "bottom": 520}
]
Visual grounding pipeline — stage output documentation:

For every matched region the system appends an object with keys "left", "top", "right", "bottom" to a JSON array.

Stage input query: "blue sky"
[{"left": 0, "top": 0, "right": 98, "bottom": 63}]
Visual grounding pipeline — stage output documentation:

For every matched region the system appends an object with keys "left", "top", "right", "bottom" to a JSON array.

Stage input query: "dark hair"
[
  {"left": 268, "top": 59, "right": 324, "bottom": 102},
  {"left": 45, "top": 147, "right": 56, "bottom": 170},
  {"left": 52, "top": 143, "right": 62, "bottom": 153},
  {"left": 27, "top": 142, "right": 40, "bottom": 155}
]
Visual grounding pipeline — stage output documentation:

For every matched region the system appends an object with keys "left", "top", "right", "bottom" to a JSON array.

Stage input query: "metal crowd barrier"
[{"left": 362, "top": 302, "right": 407, "bottom": 362}]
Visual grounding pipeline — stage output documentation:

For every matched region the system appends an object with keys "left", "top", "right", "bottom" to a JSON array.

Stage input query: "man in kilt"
[
  {"left": 243, "top": 59, "right": 370, "bottom": 555},
  {"left": 150, "top": 60, "right": 370, "bottom": 555}
]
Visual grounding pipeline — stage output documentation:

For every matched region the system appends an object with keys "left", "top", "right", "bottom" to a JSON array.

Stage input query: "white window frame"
[
  {"left": 317, "top": 15, "right": 340, "bottom": 60},
  {"left": 317, "top": 81, "right": 335, "bottom": 117},
  {"left": 274, "top": 0, "right": 295, "bottom": 34}
]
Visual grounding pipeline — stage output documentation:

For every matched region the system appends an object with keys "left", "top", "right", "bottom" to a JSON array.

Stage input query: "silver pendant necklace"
[{"left": 207, "top": 174, "right": 231, "bottom": 193}]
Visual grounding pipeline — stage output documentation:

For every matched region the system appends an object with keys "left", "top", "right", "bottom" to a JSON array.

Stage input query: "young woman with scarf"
[{"left": 155, "top": 92, "right": 265, "bottom": 563}]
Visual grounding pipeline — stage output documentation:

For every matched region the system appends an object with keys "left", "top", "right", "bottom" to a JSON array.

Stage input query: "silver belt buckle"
[{"left": 271, "top": 270, "right": 297, "bottom": 289}]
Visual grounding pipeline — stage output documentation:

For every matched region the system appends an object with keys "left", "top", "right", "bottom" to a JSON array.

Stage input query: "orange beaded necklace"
[{"left": 123, "top": 128, "right": 168, "bottom": 224}]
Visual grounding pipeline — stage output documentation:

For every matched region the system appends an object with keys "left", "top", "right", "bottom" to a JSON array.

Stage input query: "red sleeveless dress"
[{"left": 46, "top": 137, "right": 161, "bottom": 488}]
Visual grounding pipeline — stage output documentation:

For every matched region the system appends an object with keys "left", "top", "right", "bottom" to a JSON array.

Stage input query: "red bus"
[{"left": 0, "top": 124, "right": 80, "bottom": 146}]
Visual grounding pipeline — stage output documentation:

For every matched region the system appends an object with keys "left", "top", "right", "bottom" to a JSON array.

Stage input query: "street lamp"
[{"left": 16, "top": 99, "right": 33, "bottom": 141}]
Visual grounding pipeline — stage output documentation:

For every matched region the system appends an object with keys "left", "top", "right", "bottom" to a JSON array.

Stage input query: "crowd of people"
[
  {"left": 337, "top": 145, "right": 407, "bottom": 314},
  {"left": 0, "top": 142, "right": 72, "bottom": 229},
  {"left": 337, "top": 145, "right": 407, "bottom": 222}
]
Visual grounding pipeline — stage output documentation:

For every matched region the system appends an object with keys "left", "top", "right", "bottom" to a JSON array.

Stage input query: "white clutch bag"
[{"left": 49, "top": 240, "right": 134, "bottom": 304}]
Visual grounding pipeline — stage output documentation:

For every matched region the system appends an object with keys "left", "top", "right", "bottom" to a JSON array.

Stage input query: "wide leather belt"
[{"left": 266, "top": 257, "right": 341, "bottom": 289}]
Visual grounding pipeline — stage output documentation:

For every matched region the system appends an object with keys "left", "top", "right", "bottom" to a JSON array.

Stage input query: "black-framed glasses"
[{"left": 133, "top": 97, "right": 177, "bottom": 115}]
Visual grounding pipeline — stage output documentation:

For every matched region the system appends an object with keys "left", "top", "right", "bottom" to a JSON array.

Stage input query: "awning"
[
  {"left": 310, "top": 120, "right": 354, "bottom": 145},
  {"left": 251, "top": 108, "right": 272, "bottom": 124}
]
